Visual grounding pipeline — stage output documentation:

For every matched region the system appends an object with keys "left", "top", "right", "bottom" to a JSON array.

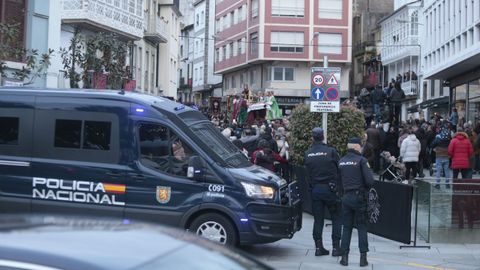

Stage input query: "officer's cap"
[
  {"left": 312, "top": 128, "right": 324, "bottom": 141},
  {"left": 347, "top": 137, "right": 362, "bottom": 145}
]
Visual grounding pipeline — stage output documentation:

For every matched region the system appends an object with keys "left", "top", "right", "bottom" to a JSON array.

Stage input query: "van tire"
[{"left": 189, "top": 213, "right": 238, "bottom": 246}]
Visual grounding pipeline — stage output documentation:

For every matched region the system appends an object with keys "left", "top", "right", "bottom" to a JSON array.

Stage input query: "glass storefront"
[
  {"left": 468, "top": 79, "right": 480, "bottom": 126},
  {"left": 452, "top": 78, "right": 480, "bottom": 127}
]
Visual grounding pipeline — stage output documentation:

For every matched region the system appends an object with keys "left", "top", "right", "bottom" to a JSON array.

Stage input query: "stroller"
[{"left": 379, "top": 151, "right": 405, "bottom": 182}]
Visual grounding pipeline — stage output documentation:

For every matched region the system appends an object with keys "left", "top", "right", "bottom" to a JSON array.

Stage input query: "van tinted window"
[
  {"left": 54, "top": 120, "right": 111, "bottom": 151},
  {"left": 84, "top": 121, "right": 111, "bottom": 150},
  {"left": 0, "top": 117, "right": 19, "bottom": 145},
  {"left": 55, "top": 120, "right": 82, "bottom": 148}
]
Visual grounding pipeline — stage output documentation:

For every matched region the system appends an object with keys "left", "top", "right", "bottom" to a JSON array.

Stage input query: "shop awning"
[
  {"left": 419, "top": 96, "right": 449, "bottom": 109},
  {"left": 407, "top": 104, "right": 420, "bottom": 113}
]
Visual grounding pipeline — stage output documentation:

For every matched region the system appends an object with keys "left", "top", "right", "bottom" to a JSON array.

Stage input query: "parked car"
[{"left": 0, "top": 215, "right": 274, "bottom": 270}]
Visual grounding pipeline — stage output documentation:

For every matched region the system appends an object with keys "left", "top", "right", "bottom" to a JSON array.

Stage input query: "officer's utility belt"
[{"left": 314, "top": 182, "right": 337, "bottom": 193}]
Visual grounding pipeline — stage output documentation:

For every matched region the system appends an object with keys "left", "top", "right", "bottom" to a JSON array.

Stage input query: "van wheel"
[{"left": 189, "top": 213, "right": 237, "bottom": 246}]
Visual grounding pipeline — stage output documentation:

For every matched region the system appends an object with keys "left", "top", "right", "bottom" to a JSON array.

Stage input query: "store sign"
[{"left": 276, "top": 97, "right": 304, "bottom": 105}]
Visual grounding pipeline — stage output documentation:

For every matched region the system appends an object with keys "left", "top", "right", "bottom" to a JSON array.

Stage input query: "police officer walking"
[
  {"left": 304, "top": 128, "right": 342, "bottom": 257},
  {"left": 338, "top": 137, "right": 375, "bottom": 267}
]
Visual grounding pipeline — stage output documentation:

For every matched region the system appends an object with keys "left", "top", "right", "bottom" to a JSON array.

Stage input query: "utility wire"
[{"left": 178, "top": 35, "right": 422, "bottom": 48}]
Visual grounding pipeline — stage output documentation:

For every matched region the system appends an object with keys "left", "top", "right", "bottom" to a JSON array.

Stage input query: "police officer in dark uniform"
[
  {"left": 304, "top": 128, "right": 342, "bottom": 257},
  {"left": 338, "top": 137, "right": 375, "bottom": 267}
]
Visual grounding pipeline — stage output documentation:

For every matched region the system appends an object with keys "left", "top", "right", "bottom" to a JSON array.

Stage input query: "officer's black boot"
[
  {"left": 360, "top": 252, "right": 368, "bottom": 267},
  {"left": 332, "top": 241, "right": 342, "bottom": 257},
  {"left": 314, "top": 240, "right": 329, "bottom": 256},
  {"left": 340, "top": 253, "right": 348, "bottom": 266}
]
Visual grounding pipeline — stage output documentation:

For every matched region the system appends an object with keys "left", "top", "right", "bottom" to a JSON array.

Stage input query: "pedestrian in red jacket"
[{"left": 448, "top": 131, "right": 474, "bottom": 179}]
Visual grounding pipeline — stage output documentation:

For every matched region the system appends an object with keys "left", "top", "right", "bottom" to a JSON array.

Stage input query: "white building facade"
[
  {"left": 133, "top": 0, "right": 169, "bottom": 95},
  {"left": 422, "top": 0, "right": 480, "bottom": 125},
  {"left": 380, "top": 0, "right": 424, "bottom": 121},
  {"left": 192, "top": 0, "right": 222, "bottom": 107}
]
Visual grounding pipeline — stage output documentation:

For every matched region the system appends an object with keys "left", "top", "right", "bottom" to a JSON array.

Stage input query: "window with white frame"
[
  {"left": 216, "top": 18, "right": 220, "bottom": 33},
  {"left": 317, "top": 33, "right": 342, "bottom": 54},
  {"left": 237, "top": 39, "right": 242, "bottom": 55},
  {"left": 225, "top": 44, "right": 230, "bottom": 59},
  {"left": 272, "top": 0, "right": 304, "bottom": 17},
  {"left": 219, "top": 17, "right": 223, "bottom": 31},
  {"left": 410, "top": 11, "right": 418, "bottom": 36},
  {"left": 251, "top": 0, "right": 259, "bottom": 18},
  {"left": 201, "top": 11, "right": 205, "bottom": 25},
  {"left": 241, "top": 37, "right": 246, "bottom": 53},
  {"left": 230, "top": 11, "right": 235, "bottom": 26},
  {"left": 194, "top": 68, "right": 198, "bottom": 81},
  {"left": 238, "top": 5, "right": 244, "bottom": 21},
  {"left": 250, "top": 32, "right": 258, "bottom": 54},
  {"left": 223, "top": 15, "right": 228, "bottom": 29},
  {"left": 215, "top": 48, "right": 220, "bottom": 62},
  {"left": 270, "top": 32, "right": 304, "bottom": 53},
  {"left": 231, "top": 75, "right": 236, "bottom": 88},
  {"left": 222, "top": 46, "right": 226, "bottom": 60},
  {"left": 229, "top": 43, "right": 234, "bottom": 58},
  {"left": 272, "top": 67, "right": 295, "bottom": 81},
  {"left": 319, "top": 0, "right": 342, "bottom": 20},
  {"left": 233, "top": 9, "right": 238, "bottom": 24},
  {"left": 200, "top": 66, "right": 203, "bottom": 81},
  {"left": 233, "top": 42, "right": 238, "bottom": 57}
]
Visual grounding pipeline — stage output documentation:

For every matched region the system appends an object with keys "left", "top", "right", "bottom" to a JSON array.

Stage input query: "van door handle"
[{"left": 107, "top": 172, "right": 122, "bottom": 178}]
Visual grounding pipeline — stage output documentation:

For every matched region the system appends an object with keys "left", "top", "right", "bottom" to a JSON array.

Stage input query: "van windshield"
[{"left": 188, "top": 122, "right": 251, "bottom": 168}]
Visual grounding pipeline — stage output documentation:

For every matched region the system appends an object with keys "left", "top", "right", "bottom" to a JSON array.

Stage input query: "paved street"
[{"left": 243, "top": 213, "right": 480, "bottom": 270}]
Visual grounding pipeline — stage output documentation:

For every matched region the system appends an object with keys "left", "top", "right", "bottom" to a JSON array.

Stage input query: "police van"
[{"left": 0, "top": 88, "right": 302, "bottom": 246}]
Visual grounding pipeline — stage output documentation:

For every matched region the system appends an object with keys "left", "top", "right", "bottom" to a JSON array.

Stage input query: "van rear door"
[
  {"left": 124, "top": 122, "right": 206, "bottom": 226},
  {"left": 0, "top": 94, "right": 34, "bottom": 213}
]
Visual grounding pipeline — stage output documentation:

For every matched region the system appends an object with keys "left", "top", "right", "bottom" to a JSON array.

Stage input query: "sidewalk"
[{"left": 243, "top": 213, "right": 480, "bottom": 270}]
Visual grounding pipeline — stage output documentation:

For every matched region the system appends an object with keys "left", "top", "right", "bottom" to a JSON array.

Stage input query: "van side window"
[
  {"left": 84, "top": 121, "right": 111, "bottom": 150},
  {"left": 138, "top": 123, "right": 196, "bottom": 177},
  {"left": 0, "top": 117, "right": 19, "bottom": 145},
  {"left": 54, "top": 120, "right": 82, "bottom": 148},
  {"left": 54, "top": 119, "right": 111, "bottom": 151}
]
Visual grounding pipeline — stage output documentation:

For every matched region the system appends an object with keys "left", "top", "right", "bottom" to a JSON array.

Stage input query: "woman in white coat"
[{"left": 400, "top": 130, "right": 421, "bottom": 180}]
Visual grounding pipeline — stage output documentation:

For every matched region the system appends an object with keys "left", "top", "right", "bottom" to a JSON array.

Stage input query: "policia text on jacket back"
[
  {"left": 0, "top": 88, "right": 302, "bottom": 246},
  {"left": 304, "top": 128, "right": 342, "bottom": 257}
]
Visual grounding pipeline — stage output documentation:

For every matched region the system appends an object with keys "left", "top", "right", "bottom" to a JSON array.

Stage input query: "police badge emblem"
[{"left": 156, "top": 186, "right": 171, "bottom": 204}]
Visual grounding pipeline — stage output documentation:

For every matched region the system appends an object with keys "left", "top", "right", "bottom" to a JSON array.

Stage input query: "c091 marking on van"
[
  {"left": 32, "top": 177, "right": 125, "bottom": 206},
  {"left": 208, "top": 185, "right": 225, "bottom": 193}
]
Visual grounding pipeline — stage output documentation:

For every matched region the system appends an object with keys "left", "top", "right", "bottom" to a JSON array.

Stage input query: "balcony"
[
  {"left": 61, "top": 0, "right": 144, "bottom": 40},
  {"left": 402, "top": 80, "right": 418, "bottom": 96},
  {"left": 144, "top": 16, "right": 168, "bottom": 44}
]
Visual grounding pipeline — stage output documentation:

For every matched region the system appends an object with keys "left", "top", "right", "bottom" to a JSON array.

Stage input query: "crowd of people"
[{"left": 360, "top": 110, "right": 480, "bottom": 186}]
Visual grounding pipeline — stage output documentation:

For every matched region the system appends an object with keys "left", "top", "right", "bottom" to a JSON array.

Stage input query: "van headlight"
[{"left": 241, "top": 182, "right": 275, "bottom": 199}]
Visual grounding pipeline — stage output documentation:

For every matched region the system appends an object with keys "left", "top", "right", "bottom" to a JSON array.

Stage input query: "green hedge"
[{"left": 289, "top": 104, "right": 365, "bottom": 165}]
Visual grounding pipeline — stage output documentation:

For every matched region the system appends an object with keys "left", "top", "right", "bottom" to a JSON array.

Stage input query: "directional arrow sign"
[{"left": 311, "top": 87, "right": 325, "bottom": 100}]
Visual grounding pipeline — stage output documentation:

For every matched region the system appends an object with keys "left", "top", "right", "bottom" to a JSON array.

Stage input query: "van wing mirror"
[{"left": 187, "top": 156, "right": 205, "bottom": 179}]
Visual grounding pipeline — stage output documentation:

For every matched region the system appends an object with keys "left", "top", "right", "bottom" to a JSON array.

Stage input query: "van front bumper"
[{"left": 240, "top": 198, "right": 302, "bottom": 245}]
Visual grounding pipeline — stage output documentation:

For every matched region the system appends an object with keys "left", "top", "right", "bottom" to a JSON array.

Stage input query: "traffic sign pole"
[{"left": 323, "top": 56, "right": 328, "bottom": 144}]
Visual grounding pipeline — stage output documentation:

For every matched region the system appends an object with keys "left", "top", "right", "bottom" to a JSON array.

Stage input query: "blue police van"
[{"left": 0, "top": 88, "right": 302, "bottom": 245}]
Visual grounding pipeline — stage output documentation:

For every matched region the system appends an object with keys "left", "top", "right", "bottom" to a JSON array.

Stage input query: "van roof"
[{"left": 0, "top": 87, "right": 195, "bottom": 114}]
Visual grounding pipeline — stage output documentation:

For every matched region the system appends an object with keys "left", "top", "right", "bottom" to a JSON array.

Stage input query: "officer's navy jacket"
[{"left": 338, "top": 149, "right": 375, "bottom": 193}]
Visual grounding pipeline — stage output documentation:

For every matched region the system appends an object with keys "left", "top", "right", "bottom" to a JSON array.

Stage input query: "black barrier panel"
[
  {"left": 368, "top": 181, "right": 413, "bottom": 244},
  {"left": 293, "top": 165, "right": 413, "bottom": 244},
  {"left": 292, "top": 165, "right": 312, "bottom": 214}
]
